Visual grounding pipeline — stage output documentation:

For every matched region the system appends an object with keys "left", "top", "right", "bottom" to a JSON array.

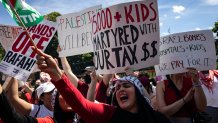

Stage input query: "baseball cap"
[{"left": 36, "top": 82, "right": 55, "bottom": 98}]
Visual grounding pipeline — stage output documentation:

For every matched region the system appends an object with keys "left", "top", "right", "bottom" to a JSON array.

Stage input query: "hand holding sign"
[
  {"left": 33, "top": 47, "right": 63, "bottom": 81},
  {"left": 0, "top": 20, "right": 57, "bottom": 82},
  {"left": 90, "top": 70, "right": 97, "bottom": 80},
  {"left": 186, "top": 67, "right": 200, "bottom": 84}
]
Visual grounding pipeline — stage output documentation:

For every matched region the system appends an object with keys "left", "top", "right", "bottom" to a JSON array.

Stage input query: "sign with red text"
[
  {"left": 0, "top": 20, "right": 57, "bottom": 81},
  {"left": 92, "top": 0, "right": 159, "bottom": 74},
  {"left": 0, "top": 24, "right": 22, "bottom": 51},
  {"left": 155, "top": 30, "right": 216, "bottom": 76},
  {"left": 57, "top": 5, "right": 101, "bottom": 57}
]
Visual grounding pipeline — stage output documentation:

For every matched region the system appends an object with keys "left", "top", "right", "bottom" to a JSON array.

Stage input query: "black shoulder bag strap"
[{"left": 34, "top": 105, "right": 41, "bottom": 118}]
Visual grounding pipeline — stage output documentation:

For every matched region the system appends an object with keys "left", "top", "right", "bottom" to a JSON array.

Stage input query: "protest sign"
[
  {"left": 92, "top": 0, "right": 160, "bottom": 74},
  {"left": 155, "top": 30, "right": 216, "bottom": 76},
  {"left": 0, "top": 20, "right": 57, "bottom": 81},
  {"left": 57, "top": 5, "right": 102, "bottom": 57},
  {"left": 0, "top": 24, "right": 22, "bottom": 51}
]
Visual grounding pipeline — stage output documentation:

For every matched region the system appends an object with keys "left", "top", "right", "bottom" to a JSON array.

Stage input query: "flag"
[{"left": 0, "top": 0, "right": 44, "bottom": 27}]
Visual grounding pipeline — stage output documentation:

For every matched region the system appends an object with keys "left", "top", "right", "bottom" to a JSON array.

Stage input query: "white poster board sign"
[
  {"left": 92, "top": 0, "right": 160, "bottom": 74},
  {"left": 57, "top": 5, "right": 102, "bottom": 57},
  {"left": 155, "top": 30, "right": 216, "bottom": 76},
  {"left": 0, "top": 24, "right": 22, "bottom": 51},
  {"left": 0, "top": 20, "right": 57, "bottom": 81}
]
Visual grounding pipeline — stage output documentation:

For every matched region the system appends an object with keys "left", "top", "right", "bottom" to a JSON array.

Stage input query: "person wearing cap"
[
  {"left": 31, "top": 82, "right": 55, "bottom": 117},
  {"left": 6, "top": 77, "right": 54, "bottom": 118},
  {"left": 33, "top": 49, "right": 171, "bottom": 123},
  {"left": 0, "top": 81, "right": 78, "bottom": 123},
  {"left": 0, "top": 72, "right": 91, "bottom": 123},
  {"left": 0, "top": 76, "right": 96, "bottom": 123}
]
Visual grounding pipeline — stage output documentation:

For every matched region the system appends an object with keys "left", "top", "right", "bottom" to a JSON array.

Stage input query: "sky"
[{"left": 0, "top": 0, "right": 218, "bottom": 36}]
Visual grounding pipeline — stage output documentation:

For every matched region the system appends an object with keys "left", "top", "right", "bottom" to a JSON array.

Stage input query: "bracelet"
[
  {"left": 182, "top": 98, "right": 186, "bottom": 104},
  {"left": 192, "top": 82, "right": 202, "bottom": 87}
]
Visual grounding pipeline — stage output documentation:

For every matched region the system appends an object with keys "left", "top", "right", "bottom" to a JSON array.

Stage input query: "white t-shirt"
[
  {"left": 29, "top": 104, "right": 53, "bottom": 118},
  {"left": 202, "top": 76, "right": 218, "bottom": 107}
]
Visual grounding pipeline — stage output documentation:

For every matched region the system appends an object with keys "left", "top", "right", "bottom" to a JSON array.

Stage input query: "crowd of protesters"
[
  {"left": 0, "top": 45, "right": 217, "bottom": 123},
  {"left": 0, "top": 32, "right": 216, "bottom": 123}
]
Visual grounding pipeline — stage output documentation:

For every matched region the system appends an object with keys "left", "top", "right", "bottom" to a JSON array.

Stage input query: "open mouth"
[{"left": 120, "top": 95, "right": 128, "bottom": 102}]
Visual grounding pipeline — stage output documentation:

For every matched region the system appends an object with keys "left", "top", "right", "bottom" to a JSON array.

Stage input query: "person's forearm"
[
  {"left": 86, "top": 78, "right": 97, "bottom": 101},
  {"left": 6, "top": 78, "right": 23, "bottom": 113},
  {"left": 158, "top": 98, "right": 186, "bottom": 117},
  {"left": 60, "top": 57, "right": 71, "bottom": 70},
  {"left": 49, "top": 65, "right": 64, "bottom": 82},
  {"left": 60, "top": 57, "right": 78, "bottom": 87},
  {"left": 6, "top": 78, "right": 32, "bottom": 115},
  {"left": 193, "top": 85, "right": 207, "bottom": 111},
  {"left": 0, "top": 91, "right": 37, "bottom": 123}
]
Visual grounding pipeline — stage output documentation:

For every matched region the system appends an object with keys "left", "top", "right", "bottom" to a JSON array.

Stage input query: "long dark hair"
[
  {"left": 135, "top": 86, "right": 159, "bottom": 122},
  {"left": 53, "top": 92, "right": 75, "bottom": 123},
  {"left": 112, "top": 86, "right": 167, "bottom": 123}
]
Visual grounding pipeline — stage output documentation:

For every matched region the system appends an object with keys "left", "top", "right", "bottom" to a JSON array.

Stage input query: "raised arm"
[
  {"left": 94, "top": 74, "right": 113, "bottom": 103},
  {"left": 0, "top": 84, "right": 37, "bottom": 123},
  {"left": 6, "top": 77, "right": 32, "bottom": 115},
  {"left": 35, "top": 48, "right": 115, "bottom": 123},
  {"left": 57, "top": 46, "right": 78, "bottom": 87},
  {"left": 60, "top": 57, "right": 79, "bottom": 87},
  {"left": 86, "top": 71, "right": 97, "bottom": 101}
]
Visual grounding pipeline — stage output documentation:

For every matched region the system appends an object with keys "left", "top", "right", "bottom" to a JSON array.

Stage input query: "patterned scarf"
[{"left": 199, "top": 70, "right": 218, "bottom": 93}]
